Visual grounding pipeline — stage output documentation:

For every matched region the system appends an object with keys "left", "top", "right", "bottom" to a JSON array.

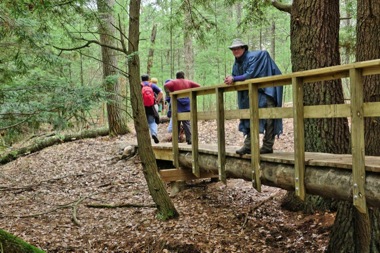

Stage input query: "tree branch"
[
  {"left": 0, "top": 117, "right": 32, "bottom": 131},
  {"left": 117, "top": 14, "right": 128, "bottom": 54},
  {"left": 79, "top": 51, "right": 128, "bottom": 77},
  {"left": 86, "top": 203, "right": 156, "bottom": 208},
  {"left": 0, "top": 193, "right": 98, "bottom": 227},
  {"left": 271, "top": 0, "right": 292, "bottom": 13},
  {"left": 52, "top": 38, "right": 125, "bottom": 55}
]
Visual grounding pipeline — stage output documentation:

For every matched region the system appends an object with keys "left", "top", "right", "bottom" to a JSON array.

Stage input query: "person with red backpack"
[{"left": 141, "top": 74, "right": 163, "bottom": 143}]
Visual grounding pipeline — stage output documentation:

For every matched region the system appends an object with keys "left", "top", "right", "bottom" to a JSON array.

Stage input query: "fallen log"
[
  {"left": 0, "top": 128, "right": 110, "bottom": 165},
  {"left": 175, "top": 152, "right": 380, "bottom": 207}
]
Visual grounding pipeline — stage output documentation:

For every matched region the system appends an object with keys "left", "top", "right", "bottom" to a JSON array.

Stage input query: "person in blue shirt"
[
  {"left": 224, "top": 38, "right": 283, "bottom": 155},
  {"left": 141, "top": 74, "right": 163, "bottom": 143}
]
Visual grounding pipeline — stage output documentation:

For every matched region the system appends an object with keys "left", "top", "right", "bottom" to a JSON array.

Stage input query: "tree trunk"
[
  {"left": 358, "top": 0, "right": 380, "bottom": 249},
  {"left": 235, "top": 2, "right": 242, "bottom": 36},
  {"left": 290, "top": 0, "right": 350, "bottom": 154},
  {"left": 283, "top": 0, "right": 350, "bottom": 212},
  {"left": 270, "top": 20, "right": 276, "bottom": 60},
  {"left": 146, "top": 23, "right": 157, "bottom": 76},
  {"left": 357, "top": 1, "right": 380, "bottom": 157},
  {"left": 286, "top": 0, "right": 379, "bottom": 251},
  {"left": 328, "top": 201, "right": 375, "bottom": 253},
  {"left": 184, "top": 11, "right": 194, "bottom": 80},
  {"left": 169, "top": 0, "right": 174, "bottom": 78},
  {"left": 97, "top": 0, "right": 128, "bottom": 137},
  {"left": 127, "top": 0, "right": 178, "bottom": 220},
  {"left": 284, "top": 2, "right": 364, "bottom": 251},
  {"left": 0, "top": 229, "right": 45, "bottom": 253},
  {"left": 329, "top": 1, "right": 380, "bottom": 252}
]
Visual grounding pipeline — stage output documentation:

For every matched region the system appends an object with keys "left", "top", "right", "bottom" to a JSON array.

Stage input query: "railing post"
[
  {"left": 292, "top": 77, "right": 306, "bottom": 200},
  {"left": 350, "top": 68, "right": 367, "bottom": 214},
  {"left": 216, "top": 87, "right": 226, "bottom": 183},
  {"left": 190, "top": 90, "right": 200, "bottom": 177},
  {"left": 171, "top": 94, "right": 180, "bottom": 168},
  {"left": 249, "top": 83, "right": 261, "bottom": 192}
]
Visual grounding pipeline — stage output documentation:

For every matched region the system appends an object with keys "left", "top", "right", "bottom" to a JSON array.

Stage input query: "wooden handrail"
[{"left": 169, "top": 59, "right": 380, "bottom": 214}]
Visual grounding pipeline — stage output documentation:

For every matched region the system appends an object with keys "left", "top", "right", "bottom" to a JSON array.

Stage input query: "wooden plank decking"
[
  {"left": 149, "top": 142, "right": 380, "bottom": 207},
  {"left": 152, "top": 143, "right": 380, "bottom": 173}
]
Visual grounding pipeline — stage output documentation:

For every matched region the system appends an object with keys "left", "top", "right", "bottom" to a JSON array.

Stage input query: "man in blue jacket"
[{"left": 224, "top": 38, "right": 283, "bottom": 155}]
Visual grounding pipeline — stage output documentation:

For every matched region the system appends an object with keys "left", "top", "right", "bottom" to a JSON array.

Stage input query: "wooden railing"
[{"left": 170, "top": 59, "right": 380, "bottom": 214}]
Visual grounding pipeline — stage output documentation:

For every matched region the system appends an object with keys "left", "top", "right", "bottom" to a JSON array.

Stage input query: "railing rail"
[{"left": 170, "top": 59, "right": 380, "bottom": 214}]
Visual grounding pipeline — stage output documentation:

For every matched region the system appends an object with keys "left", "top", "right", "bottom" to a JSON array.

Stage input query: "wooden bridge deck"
[
  {"left": 155, "top": 59, "right": 380, "bottom": 212},
  {"left": 149, "top": 142, "right": 380, "bottom": 207},
  {"left": 152, "top": 143, "right": 380, "bottom": 173}
]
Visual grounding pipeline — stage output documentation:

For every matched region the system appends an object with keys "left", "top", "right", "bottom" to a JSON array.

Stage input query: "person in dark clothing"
[
  {"left": 224, "top": 38, "right": 283, "bottom": 155},
  {"left": 141, "top": 74, "right": 163, "bottom": 143},
  {"left": 150, "top": 77, "right": 165, "bottom": 113},
  {"left": 164, "top": 71, "right": 201, "bottom": 145}
]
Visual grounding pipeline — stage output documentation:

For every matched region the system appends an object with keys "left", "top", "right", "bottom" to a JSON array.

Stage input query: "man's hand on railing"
[{"left": 224, "top": 75, "right": 234, "bottom": 85}]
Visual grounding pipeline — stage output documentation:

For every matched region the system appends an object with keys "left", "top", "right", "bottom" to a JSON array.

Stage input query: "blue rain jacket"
[{"left": 232, "top": 50, "right": 283, "bottom": 136}]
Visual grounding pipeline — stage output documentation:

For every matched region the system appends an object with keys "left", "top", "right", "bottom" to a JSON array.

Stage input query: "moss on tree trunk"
[{"left": 0, "top": 229, "right": 45, "bottom": 253}]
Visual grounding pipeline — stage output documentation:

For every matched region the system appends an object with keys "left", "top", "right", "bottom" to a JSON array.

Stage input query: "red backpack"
[{"left": 141, "top": 82, "right": 155, "bottom": 107}]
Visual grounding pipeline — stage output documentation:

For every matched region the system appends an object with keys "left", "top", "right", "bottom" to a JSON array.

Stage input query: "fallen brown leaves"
[{"left": 0, "top": 120, "right": 334, "bottom": 252}]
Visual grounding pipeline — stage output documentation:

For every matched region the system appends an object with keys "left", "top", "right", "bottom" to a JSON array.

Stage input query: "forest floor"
[{"left": 0, "top": 118, "right": 335, "bottom": 252}]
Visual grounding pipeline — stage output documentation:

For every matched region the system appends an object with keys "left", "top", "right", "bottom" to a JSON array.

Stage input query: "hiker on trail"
[
  {"left": 224, "top": 38, "right": 283, "bottom": 155},
  {"left": 150, "top": 77, "right": 165, "bottom": 113},
  {"left": 164, "top": 79, "right": 173, "bottom": 134},
  {"left": 164, "top": 71, "right": 200, "bottom": 145},
  {"left": 141, "top": 74, "right": 163, "bottom": 144}
]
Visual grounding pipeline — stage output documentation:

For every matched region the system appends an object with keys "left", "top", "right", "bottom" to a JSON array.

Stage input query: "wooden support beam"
[
  {"left": 350, "top": 68, "right": 367, "bottom": 214},
  {"left": 190, "top": 90, "right": 200, "bottom": 177},
  {"left": 363, "top": 101, "right": 380, "bottom": 117},
  {"left": 195, "top": 101, "right": 379, "bottom": 122},
  {"left": 159, "top": 168, "right": 218, "bottom": 182},
  {"left": 171, "top": 94, "right": 180, "bottom": 168},
  {"left": 249, "top": 83, "right": 261, "bottom": 191},
  {"left": 216, "top": 87, "right": 226, "bottom": 183},
  {"left": 292, "top": 77, "right": 306, "bottom": 200}
]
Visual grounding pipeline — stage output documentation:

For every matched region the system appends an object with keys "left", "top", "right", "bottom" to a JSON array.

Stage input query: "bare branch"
[
  {"left": 86, "top": 202, "right": 156, "bottom": 208},
  {"left": 52, "top": 40, "right": 92, "bottom": 52},
  {"left": 52, "top": 38, "right": 125, "bottom": 54},
  {"left": 79, "top": 51, "right": 129, "bottom": 77},
  {"left": 117, "top": 14, "right": 128, "bottom": 54},
  {"left": 271, "top": 0, "right": 292, "bottom": 13},
  {"left": 0, "top": 117, "right": 32, "bottom": 131}
]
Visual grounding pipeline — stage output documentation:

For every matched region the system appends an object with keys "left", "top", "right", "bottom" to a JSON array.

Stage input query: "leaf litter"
[{"left": 0, "top": 119, "right": 334, "bottom": 252}]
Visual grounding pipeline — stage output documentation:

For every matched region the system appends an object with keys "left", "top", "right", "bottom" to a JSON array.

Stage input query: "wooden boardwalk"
[
  {"left": 150, "top": 143, "right": 380, "bottom": 207},
  {"left": 153, "top": 143, "right": 380, "bottom": 173},
  {"left": 164, "top": 59, "right": 380, "bottom": 213}
]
